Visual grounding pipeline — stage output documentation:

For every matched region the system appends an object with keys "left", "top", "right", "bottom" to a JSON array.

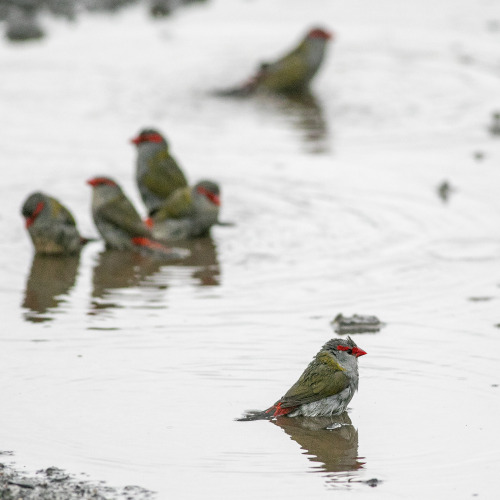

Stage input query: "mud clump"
[
  {"left": 0, "top": 462, "right": 155, "bottom": 500},
  {"left": 330, "top": 313, "right": 385, "bottom": 334}
]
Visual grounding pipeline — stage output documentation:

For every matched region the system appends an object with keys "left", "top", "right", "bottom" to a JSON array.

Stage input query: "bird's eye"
[
  {"left": 337, "top": 345, "right": 354, "bottom": 355},
  {"left": 337, "top": 345, "right": 350, "bottom": 352}
]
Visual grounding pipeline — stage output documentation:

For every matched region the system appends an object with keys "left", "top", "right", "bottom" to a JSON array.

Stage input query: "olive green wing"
[
  {"left": 49, "top": 198, "right": 77, "bottom": 227},
  {"left": 277, "top": 352, "right": 350, "bottom": 408},
  {"left": 99, "top": 195, "right": 151, "bottom": 238},
  {"left": 142, "top": 150, "right": 188, "bottom": 199},
  {"left": 154, "top": 187, "right": 194, "bottom": 221},
  {"left": 259, "top": 44, "right": 309, "bottom": 91}
]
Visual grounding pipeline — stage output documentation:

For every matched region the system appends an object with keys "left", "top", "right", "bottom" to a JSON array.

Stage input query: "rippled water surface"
[{"left": 2, "top": 0, "right": 500, "bottom": 498}]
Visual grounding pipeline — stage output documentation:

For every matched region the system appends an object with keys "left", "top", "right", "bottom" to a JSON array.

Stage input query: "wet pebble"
[{"left": 330, "top": 313, "right": 385, "bottom": 334}]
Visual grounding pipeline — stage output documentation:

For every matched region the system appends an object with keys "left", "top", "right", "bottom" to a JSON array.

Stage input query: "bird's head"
[
  {"left": 326, "top": 336, "right": 367, "bottom": 359},
  {"left": 195, "top": 180, "right": 221, "bottom": 207},
  {"left": 87, "top": 177, "right": 118, "bottom": 189},
  {"left": 307, "top": 27, "right": 334, "bottom": 41},
  {"left": 130, "top": 128, "right": 167, "bottom": 147},
  {"left": 22, "top": 192, "right": 47, "bottom": 228}
]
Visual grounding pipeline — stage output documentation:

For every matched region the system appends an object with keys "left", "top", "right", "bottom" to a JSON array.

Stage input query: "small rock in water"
[
  {"left": 488, "top": 111, "right": 500, "bottom": 136},
  {"left": 150, "top": 0, "right": 174, "bottom": 17},
  {"left": 330, "top": 313, "right": 385, "bottom": 334},
  {"left": 39, "top": 466, "right": 70, "bottom": 482},
  {"left": 5, "top": 2, "right": 44, "bottom": 42},
  {"left": 437, "top": 181, "right": 454, "bottom": 202},
  {"left": 325, "top": 422, "right": 343, "bottom": 430},
  {"left": 348, "top": 477, "right": 382, "bottom": 487}
]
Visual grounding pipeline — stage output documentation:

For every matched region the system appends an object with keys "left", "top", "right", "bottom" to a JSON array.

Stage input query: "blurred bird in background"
[
  {"left": 216, "top": 26, "right": 333, "bottom": 96},
  {"left": 150, "top": 179, "right": 221, "bottom": 241},
  {"left": 87, "top": 176, "right": 185, "bottom": 260},
  {"left": 21, "top": 191, "right": 92, "bottom": 255},
  {"left": 131, "top": 128, "right": 189, "bottom": 217}
]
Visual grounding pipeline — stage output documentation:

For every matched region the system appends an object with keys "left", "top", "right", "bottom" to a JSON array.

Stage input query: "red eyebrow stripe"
[
  {"left": 25, "top": 201, "right": 45, "bottom": 228},
  {"left": 87, "top": 177, "right": 116, "bottom": 187},
  {"left": 337, "top": 345, "right": 351, "bottom": 351},
  {"left": 131, "top": 133, "right": 163, "bottom": 145},
  {"left": 197, "top": 186, "right": 220, "bottom": 206}
]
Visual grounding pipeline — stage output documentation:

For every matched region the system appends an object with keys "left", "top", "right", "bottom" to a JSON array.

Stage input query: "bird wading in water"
[
  {"left": 150, "top": 180, "right": 221, "bottom": 241},
  {"left": 131, "top": 129, "right": 189, "bottom": 217},
  {"left": 87, "top": 176, "right": 183, "bottom": 260},
  {"left": 218, "top": 26, "right": 333, "bottom": 96},
  {"left": 21, "top": 192, "right": 91, "bottom": 255},
  {"left": 240, "top": 337, "right": 366, "bottom": 420}
]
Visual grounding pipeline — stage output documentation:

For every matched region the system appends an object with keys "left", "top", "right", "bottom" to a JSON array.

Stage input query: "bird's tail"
[
  {"left": 80, "top": 236, "right": 98, "bottom": 246},
  {"left": 264, "top": 402, "right": 294, "bottom": 418},
  {"left": 237, "top": 402, "right": 294, "bottom": 421},
  {"left": 236, "top": 410, "right": 272, "bottom": 422},
  {"left": 211, "top": 72, "right": 263, "bottom": 98},
  {"left": 131, "top": 237, "right": 187, "bottom": 261}
]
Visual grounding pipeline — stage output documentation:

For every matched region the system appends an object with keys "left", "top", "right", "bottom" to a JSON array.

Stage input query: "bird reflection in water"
[
  {"left": 22, "top": 254, "right": 80, "bottom": 323},
  {"left": 262, "top": 91, "right": 329, "bottom": 154},
  {"left": 178, "top": 236, "right": 220, "bottom": 286},
  {"left": 90, "top": 236, "right": 220, "bottom": 314},
  {"left": 272, "top": 412, "right": 364, "bottom": 487}
]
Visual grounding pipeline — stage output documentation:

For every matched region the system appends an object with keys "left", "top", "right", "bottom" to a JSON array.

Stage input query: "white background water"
[{"left": 1, "top": 0, "right": 500, "bottom": 498}]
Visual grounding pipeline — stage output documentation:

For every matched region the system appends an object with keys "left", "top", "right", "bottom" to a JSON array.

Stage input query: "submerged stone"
[{"left": 330, "top": 313, "right": 385, "bottom": 334}]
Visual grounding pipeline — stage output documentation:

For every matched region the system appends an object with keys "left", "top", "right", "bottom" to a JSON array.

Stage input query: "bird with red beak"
[
  {"left": 21, "top": 192, "right": 91, "bottom": 255},
  {"left": 241, "top": 336, "right": 366, "bottom": 420},
  {"left": 130, "top": 128, "right": 188, "bottom": 217},
  {"left": 87, "top": 176, "right": 184, "bottom": 261},
  {"left": 149, "top": 180, "right": 221, "bottom": 241},
  {"left": 218, "top": 26, "right": 334, "bottom": 96}
]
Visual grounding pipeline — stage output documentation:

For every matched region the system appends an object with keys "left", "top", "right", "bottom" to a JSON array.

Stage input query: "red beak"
[
  {"left": 130, "top": 136, "right": 140, "bottom": 145},
  {"left": 352, "top": 347, "right": 367, "bottom": 358}
]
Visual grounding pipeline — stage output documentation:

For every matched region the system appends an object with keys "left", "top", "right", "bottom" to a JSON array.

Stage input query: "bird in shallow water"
[
  {"left": 87, "top": 176, "right": 184, "bottom": 260},
  {"left": 21, "top": 192, "right": 91, "bottom": 255},
  {"left": 149, "top": 180, "right": 221, "bottom": 241},
  {"left": 130, "top": 128, "right": 189, "bottom": 217},
  {"left": 239, "top": 336, "right": 366, "bottom": 420},
  {"left": 217, "top": 26, "right": 333, "bottom": 96}
]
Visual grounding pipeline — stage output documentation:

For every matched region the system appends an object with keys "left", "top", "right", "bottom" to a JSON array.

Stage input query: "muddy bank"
[{"left": 0, "top": 459, "right": 154, "bottom": 500}]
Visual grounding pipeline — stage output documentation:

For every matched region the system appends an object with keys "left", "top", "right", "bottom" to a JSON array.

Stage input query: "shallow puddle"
[{"left": 1, "top": 0, "right": 500, "bottom": 498}]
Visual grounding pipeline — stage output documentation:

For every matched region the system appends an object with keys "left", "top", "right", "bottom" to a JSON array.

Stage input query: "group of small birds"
[
  {"left": 20, "top": 25, "right": 367, "bottom": 420},
  {"left": 22, "top": 128, "right": 222, "bottom": 260}
]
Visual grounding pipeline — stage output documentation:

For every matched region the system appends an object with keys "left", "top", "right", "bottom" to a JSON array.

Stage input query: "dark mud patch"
[
  {"left": 330, "top": 313, "right": 385, "bottom": 334},
  {"left": 0, "top": 462, "right": 155, "bottom": 500}
]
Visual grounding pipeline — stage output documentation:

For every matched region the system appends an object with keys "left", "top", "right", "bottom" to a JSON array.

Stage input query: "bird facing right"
[
  {"left": 218, "top": 26, "right": 333, "bottom": 96},
  {"left": 131, "top": 128, "right": 189, "bottom": 216},
  {"left": 241, "top": 336, "right": 366, "bottom": 420},
  {"left": 150, "top": 180, "right": 221, "bottom": 241}
]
